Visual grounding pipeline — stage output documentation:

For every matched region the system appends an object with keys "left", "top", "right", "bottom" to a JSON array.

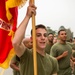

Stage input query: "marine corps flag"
[{"left": 0, "top": 0, "right": 27, "bottom": 69}]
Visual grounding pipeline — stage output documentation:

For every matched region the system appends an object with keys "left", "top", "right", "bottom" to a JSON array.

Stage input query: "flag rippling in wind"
[{"left": 0, "top": 0, "right": 27, "bottom": 69}]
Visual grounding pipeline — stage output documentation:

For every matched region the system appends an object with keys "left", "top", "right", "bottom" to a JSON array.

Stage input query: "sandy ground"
[{"left": 0, "top": 67, "right": 13, "bottom": 75}]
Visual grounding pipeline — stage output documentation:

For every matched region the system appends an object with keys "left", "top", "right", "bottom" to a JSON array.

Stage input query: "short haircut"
[
  {"left": 31, "top": 24, "right": 47, "bottom": 35},
  {"left": 74, "top": 37, "right": 75, "bottom": 39},
  {"left": 48, "top": 32, "right": 54, "bottom": 36},
  {"left": 58, "top": 29, "right": 66, "bottom": 35}
]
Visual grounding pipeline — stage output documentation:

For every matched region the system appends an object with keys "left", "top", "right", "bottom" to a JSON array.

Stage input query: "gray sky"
[
  {"left": 0, "top": 68, "right": 13, "bottom": 75},
  {"left": 18, "top": 0, "right": 75, "bottom": 37}
]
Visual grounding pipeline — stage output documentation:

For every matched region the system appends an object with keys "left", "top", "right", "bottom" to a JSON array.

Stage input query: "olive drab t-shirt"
[
  {"left": 19, "top": 49, "right": 59, "bottom": 75},
  {"left": 72, "top": 50, "right": 75, "bottom": 75},
  {"left": 72, "top": 43, "right": 75, "bottom": 50},
  {"left": 50, "top": 42, "right": 72, "bottom": 75},
  {"left": 45, "top": 43, "right": 53, "bottom": 54},
  {"left": 67, "top": 42, "right": 75, "bottom": 50},
  {"left": 11, "top": 55, "right": 20, "bottom": 75}
]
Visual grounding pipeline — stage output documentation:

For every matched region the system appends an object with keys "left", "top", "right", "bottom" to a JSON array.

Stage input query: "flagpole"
[{"left": 30, "top": 0, "right": 37, "bottom": 75}]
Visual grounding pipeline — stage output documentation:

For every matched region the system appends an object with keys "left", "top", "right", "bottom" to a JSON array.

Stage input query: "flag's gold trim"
[
  {"left": 8, "top": 30, "right": 15, "bottom": 40},
  {"left": 6, "top": 0, "right": 27, "bottom": 21},
  {"left": 19, "top": 0, "right": 27, "bottom": 8},
  {"left": 0, "top": 48, "right": 15, "bottom": 69}
]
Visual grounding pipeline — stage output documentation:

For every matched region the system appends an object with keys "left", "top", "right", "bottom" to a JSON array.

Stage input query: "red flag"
[
  {"left": 0, "top": 0, "right": 27, "bottom": 69},
  {"left": 0, "top": 0, "right": 18, "bottom": 69}
]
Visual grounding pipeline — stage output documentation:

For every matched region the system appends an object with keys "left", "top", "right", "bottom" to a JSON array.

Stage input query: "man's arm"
[
  {"left": 50, "top": 46, "right": 68, "bottom": 60},
  {"left": 10, "top": 56, "right": 20, "bottom": 71},
  {"left": 10, "top": 61, "right": 20, "bottom": 71},
  {"left": 56, "top": 51, "right": 68, "bottom": 60},
  {"left": 12, "top": 4, "right": 36, "bottom": 57}
]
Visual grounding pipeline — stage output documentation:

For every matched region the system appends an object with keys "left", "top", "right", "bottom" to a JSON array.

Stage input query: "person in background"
[
  {"left": 50, "top": 27, "right": 75, "bottom": 75},
  {"left": 10, "top": 38, "right": 32, "bottom": 75},
  {"left": 45, "top": 33, "right": 54, "bottom": 54},
  {"left": 71, "top": 37, "right": 75, "bottom": 74},
  {"left": 22, "top": 38, "right": 32, "bottom": 49},
  {"left": 10, "top": 55, "right": 20, "bottom": 75},
  {"left": 72, "top": 37, "right": 75, "bottom": 56},
  {"left": 53, "top": 36, "right": 58, "bottom": 44},
  {"left": 73, "top": 37, "right": 75, "bottom": 43},
  {"left": 72, "top": 37, "right": 75, "bottom": 50}
]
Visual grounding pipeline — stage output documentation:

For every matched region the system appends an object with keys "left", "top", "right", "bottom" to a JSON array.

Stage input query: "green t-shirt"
[
  {"left": 11, "top": 55, "right": 20, "bottom": 75},
  {"left": 19, "top": 49, "right": 59, "bottom": 75},
  {"left": 72, "top": 51, "right": 75, "bottom": 75},
  {"left": 72, "top": 52, "right": 75, "bottom": 57},
  {"left": 67, "top": 42, "right": 75, "bottom": 50},
  {"left": 50, "top": 42, "right": 72, "bottom": 75},
  {"left": 45, "top": 43, "right": 53, "bottom": 54},
  {"left": 72, "top": 43, "right": 75, "bottom": 50}
]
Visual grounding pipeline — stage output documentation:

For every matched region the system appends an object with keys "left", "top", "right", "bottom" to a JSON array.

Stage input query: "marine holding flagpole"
[{"left": 12, "top": 0, "right": 59, "bottom": 75}]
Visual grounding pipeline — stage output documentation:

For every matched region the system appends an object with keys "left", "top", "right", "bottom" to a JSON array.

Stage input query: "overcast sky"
[{"left": 18, "top": 0, "right": 75, "bottom": 37}]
